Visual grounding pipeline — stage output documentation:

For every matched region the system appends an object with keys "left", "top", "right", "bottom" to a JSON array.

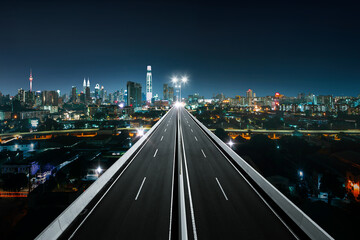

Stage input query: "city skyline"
[
  {"left": 1, "top": 1, "right": 360, "bottom": 97},
  {"left": 2, "top": 67, "right": 360, "bottom": 99}
]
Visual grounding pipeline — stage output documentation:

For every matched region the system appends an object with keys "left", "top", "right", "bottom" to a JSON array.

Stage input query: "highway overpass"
[
  {"left": 2, "top": 124, "right": 359, "bottom": 140},
  {"left": 36, "top": 107, "right": 333, "bottom": 240}
]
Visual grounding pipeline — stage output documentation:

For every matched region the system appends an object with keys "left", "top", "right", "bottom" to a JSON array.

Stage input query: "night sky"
[{"left": 1, "top": 0, "right": 359, "bottom": 98}]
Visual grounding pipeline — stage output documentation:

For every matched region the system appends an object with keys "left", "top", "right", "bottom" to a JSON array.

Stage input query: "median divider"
[
  {"left": 36, "top": 108, "right": 172, "bottom": 240},
  {"left": 186, "top": 109, "right": 333, "bottom": 240}
]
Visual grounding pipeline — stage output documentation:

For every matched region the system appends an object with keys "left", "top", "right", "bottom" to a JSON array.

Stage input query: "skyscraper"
[
  {"left": 83, "top": 78, "right": 86, "bottom": 93},
  {"left": 71, "top": 86, "right": 77, "bottom": 104},
  {"left": 86, "top": 78, "right": 91, "bottom": 103},
  {"left": 163, "top": 84, "right": 168, "bottom": 100},
  {"left": 41, "top": 91, "right": 58, "bottom": 106},
  {"left": 95, "top": 84, "right": 100, "bottom": 99},
  {"left": 127, "top": 81, "right": 142, "bottom": 108},
  {"left": 246, "top": 89, "right": 253, "bottom": 106},
  {"left": 100, "top": 86, "right": 105, "bottom": 101},
  {"left": 168, "top": 87, "right": 174, "bottom": 102},
  {"left": 17, "top": 88, "right": 26, "bottom": 102},
  {"left": 146, "top": 65, "right": 152, "bottom": 102}
]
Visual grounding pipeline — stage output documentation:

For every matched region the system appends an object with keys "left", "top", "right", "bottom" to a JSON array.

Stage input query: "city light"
[
  {"left": 181, "top": 76, "right": 188, "bottom": 83},
  {"left": 137, "top": 128, "right": 144, "bottom": 137},
  {"left": 228, "top": 141, "right": 234, "bottom": 147},
  {"left": 298, "top": 170, "right": 304, "bottom": 180},
  {"left": 175, "top": 101, "right": 182, "bottom": 107},
  {"left": 171, "top": 76, "right": 178, "bottom": 84},
  {"left": 96, "top": 167, "right": 102, "bottom": 174}
]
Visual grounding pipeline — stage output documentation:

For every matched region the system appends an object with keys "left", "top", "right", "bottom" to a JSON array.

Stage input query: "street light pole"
[
  {"left": 172, "top": 75, "right": 188, "bottom": 104},
  {"left": 180, "top": 84, "right": 182, "bottom": 102}
]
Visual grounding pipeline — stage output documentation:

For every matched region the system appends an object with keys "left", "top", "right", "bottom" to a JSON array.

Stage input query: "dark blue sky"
[{"left": 1, "top": 0, "right": 359, "bottom": 98}]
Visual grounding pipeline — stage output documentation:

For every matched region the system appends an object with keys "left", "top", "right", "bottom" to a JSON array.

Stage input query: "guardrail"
[
  {"left": 35, "top": 108, "right": 172, "bottom": 240},
  {"left": 186, "top": 109, "right": 334, "bottom": 240}
]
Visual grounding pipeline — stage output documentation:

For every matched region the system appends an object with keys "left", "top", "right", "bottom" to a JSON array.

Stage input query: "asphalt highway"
[
  {"left": 60, "top": 107, "right": 301, "bottom": 240},
  {"left": 179, "top": 107, "right": 297, "bottom": 240}
]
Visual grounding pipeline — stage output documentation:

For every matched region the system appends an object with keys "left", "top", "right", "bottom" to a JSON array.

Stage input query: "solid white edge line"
[
  {"left": 168, "top": 116, "right": 176, "bottom": 240},
  {"left": 178, "top": 109, "right": 188, "bottom": 240},
  {"left": 67, "top": 108, "right": 174, "bottom": 239},
  {"left": 184, "top": 109, "right": 299, "bottom": 240},
  {"left": 180, "top": 108, "right": 198, "bottom": 240},
  {"left": 153, "top": 149, "right": 159, "bottom": 157},
  {"left": 135, "top": 177, "right": 147, "bottom": 200},
  {"left": 201, "top": 149, "right": 207, "bottom": 158},
  {"left": 215, "top": 178, "right": 228, "bottom": 201}
]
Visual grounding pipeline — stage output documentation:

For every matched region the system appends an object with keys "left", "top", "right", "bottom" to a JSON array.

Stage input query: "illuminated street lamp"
[
  {"left": 181, "top": 76, "right": 188, "bottom": 83},
  {"left": 171, "top": 76, "right": 178, "bottom": 84},
  {"left": 228, "top": 140, "right": 234, "bottom": 148},
  {"left": 171, "top": 75, "right": 188, "bottom": 103}
]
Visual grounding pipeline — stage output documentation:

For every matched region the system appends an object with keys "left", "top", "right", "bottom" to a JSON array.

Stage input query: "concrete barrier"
[
  {"left": 36, "top": 109, "right": 172, "bottom": 240},
  {"left": 186, "top": 110, "right": 333, "bottom": 240}
]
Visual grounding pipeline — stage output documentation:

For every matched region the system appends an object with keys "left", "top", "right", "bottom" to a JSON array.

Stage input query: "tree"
[
  {"left": 320, "top": 172, "right": 345, "bottom": 204},
  {"left": 93, "top": 112, "right": 107, "bottom": 120},
  {"left": 214, "top": 128, "right": 230, "bottom": 142},
  {"left": 2, "top": 173, "right": 28, "bottom": 191},
  {"left": 264, "top": 116, "right": 283, "bottom": 129}
]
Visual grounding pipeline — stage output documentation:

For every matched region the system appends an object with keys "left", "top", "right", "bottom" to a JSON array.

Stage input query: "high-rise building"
[
  {"left": 119, "top": 88, "right": 125, "bottom": 102},
  {"left": 71, "top": 86, "right": 77, "bottom": 103},
  {"left": 100, "top": 86, "right": 105, "bottom": 101},
  {"left": 124, "top": 89, "right": 128, "bottom": 106},
  {"left": 95, "top": 84, "right": 100, "bottom": 99},
  {"left": 246, "top": 89, "right": 253, "bottom": 106},
  {"left": 25, "top": 91, "right": 35, "bottom": 106},
  {"left": 41, "top": 91, "right": 58, "bottom": 106},
  {"left": 163, "top": 84, "right": 169, "bottom": 100},
  {"left": 17, "top": 88, "right": 26, "bottom": 103},
  {"left": 83, "top": 78, "right": 86, "bottom": 93},
  {"left": 85, "top": 78, "right": 91, "bottom": 103},
  {"left": 168, "top": 87, "right": 174, "bottom": 102},
  {"left": 146, "top": 65, "right": 152, "bottom": 102},
  {"left": 127, "top": 81, "right": 142, "bottom": 107}
]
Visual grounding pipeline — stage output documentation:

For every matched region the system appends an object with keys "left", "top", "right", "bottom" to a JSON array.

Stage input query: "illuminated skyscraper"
[
  {"left": 83, "top": 78, "right": 86, "bottom": 93},
  {"left": 127, "top": 81, "right": 142, "bottom": 107},
  {"left": 95, "top": 84, "right": 100, "bottom": 99},
  {"left": 146, "top": 65, "right": 152, "bottom": 102},
  {"left": 71, "top": 86, "right": 77, "bottom": 103},
  {"left": 163, "top": 84, "right": 169, "bottom": 100},
  {"left": 246, "top": 89, "right": 253, "bottom": 106},
  {"left": 18, "top": 88, "right": 26, "bottom": 102},
  {"left": 86, "top": 78, "right": 91, "bottom": 103},
  {"left": 168, "top": 87, "right": 174, "bottom": 102}
]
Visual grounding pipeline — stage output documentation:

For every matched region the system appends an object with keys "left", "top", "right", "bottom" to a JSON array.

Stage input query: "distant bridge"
[{"left": 1, "top": 127, "right": 359, "bottom": 140}]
